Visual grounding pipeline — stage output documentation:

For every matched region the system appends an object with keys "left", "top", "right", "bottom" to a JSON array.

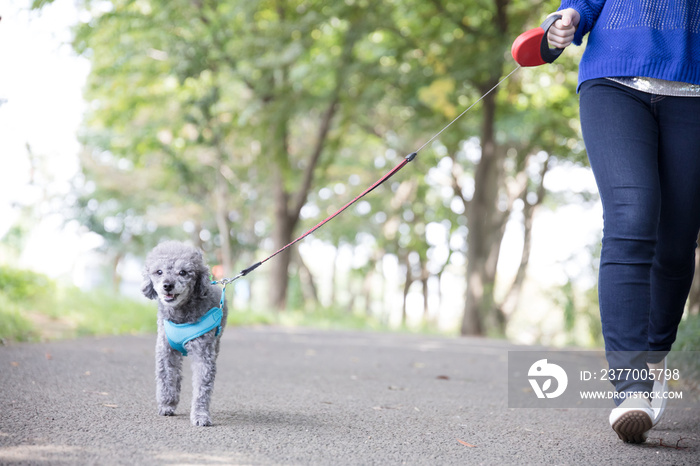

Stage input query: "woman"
[{"left": 547, "top": 1, "right": 700, "bottom": 443}]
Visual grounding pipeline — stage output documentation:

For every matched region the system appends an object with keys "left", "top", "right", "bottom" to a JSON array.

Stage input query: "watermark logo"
[
  {"left": 509, "top": 351, "right": 696, "bottom": 408},
  {"left": 528, "top": 358, "right": 568, "bottom": 399}
]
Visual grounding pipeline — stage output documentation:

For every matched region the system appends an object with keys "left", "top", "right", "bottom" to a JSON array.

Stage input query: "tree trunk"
[
  {"left": 270, "top": 171, "right": 294, "bottom": 310},
  {"left": 268, "top": 95, "right": 340, "bottom": 310},
  {"left": 347, "top": 274, "right": 357, "bottom": 314},
  {"left": 459, "top": 0, "right": 511, "bottom": 336},
  {"left": 401, "top": 252, "right": 412, "bottom": 326},
  {"left": 265, "top": 24, "right": 357, "bottom": 310},
  {"left": 363, "top": 261, "right": 376, "bottom": 317},
  {"left": 330, "top": 245, "right": 339, "bottom": 308},
  {"left": 419, "top": 255, "right": 429, "bottom": 322},
  {"left": 112, "top": 252, "right": 123, "bottom": 294},
  {"left": 214, "top": 168, "right": 233, "bottom": 277},
  {"left": 460, "top": 87, "right": 508, "bottom": 336},
  {"left": 500, "top": 155, "right": 550, "bottom": 318},
  {"left": 192, "top": 223, "right": 204, "bottom": 250},
  {"left": 294, "top": 247, "right": 319, "bottom": 306}
]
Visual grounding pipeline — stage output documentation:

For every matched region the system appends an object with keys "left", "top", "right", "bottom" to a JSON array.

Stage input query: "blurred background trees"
[{"left": 10, "top": 0, "right": 686, "bottom": 345}]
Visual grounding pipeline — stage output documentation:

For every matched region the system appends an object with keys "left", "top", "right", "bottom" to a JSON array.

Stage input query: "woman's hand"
[{"left": 547, "top": 8, "right": 581, "bottom": 49}]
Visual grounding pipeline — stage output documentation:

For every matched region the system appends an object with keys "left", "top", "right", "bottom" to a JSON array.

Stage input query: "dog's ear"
[
  {"left": 141, "top": 272, "right": 158, "bottom": 300},
  {"left": 194, "top": 251, "right": 212, "bottom": 298},
  {"left": 195, "top": 271, "right": 211, "bottom": 298}
]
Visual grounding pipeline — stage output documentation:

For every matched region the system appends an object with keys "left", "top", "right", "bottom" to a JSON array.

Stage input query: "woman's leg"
[
  {"left": 581, "top": 79, "right": 700, "bottom": 397},
  {"left": 649, "top": 95, "right": 700, "bottom": 355},
  {"left": 579, "top": 79, "right": 660, "bottom": 397}
]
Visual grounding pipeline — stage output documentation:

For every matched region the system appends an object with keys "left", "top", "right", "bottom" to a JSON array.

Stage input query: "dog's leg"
[
  {"left": 188, "top": 338, "right": 218, "bottom": 426},
  {"left": 155, "top": 335, "right": 183, "bottom": 416}
]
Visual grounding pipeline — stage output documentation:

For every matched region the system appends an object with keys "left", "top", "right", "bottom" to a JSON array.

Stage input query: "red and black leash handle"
[
  {"left": 511, "top": 14, "right": 565, "bottom": 67},
  {"left": 214, "top": 14, "right": 566, "bottom": 287}
]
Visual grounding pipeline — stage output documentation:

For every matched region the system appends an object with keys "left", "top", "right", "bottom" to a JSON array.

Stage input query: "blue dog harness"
[{"left": 163, "top": 287, "right": 225, "bottom": 356}]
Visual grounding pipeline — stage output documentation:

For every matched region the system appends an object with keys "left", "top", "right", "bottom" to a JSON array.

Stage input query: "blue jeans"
[{"left": 580, "top": 78, "right": 700, "bottom": 398}]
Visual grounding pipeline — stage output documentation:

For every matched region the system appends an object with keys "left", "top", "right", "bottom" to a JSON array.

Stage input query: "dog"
[{"left": 141, "top": 241, "right": 228, "bottom": 426}]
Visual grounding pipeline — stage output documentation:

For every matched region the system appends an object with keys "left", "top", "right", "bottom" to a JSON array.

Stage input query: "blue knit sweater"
[{"left": 559, "top": 0, "right": 700, "bottom": 88}]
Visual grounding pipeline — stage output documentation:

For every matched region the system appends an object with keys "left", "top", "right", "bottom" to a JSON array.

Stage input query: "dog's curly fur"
[{"left": 141, "top": 241, "right": 227, "bottom": 426}]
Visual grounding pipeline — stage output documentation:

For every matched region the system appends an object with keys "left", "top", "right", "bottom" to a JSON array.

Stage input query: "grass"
[
  {"left": 0, "top": 266, "right": 397, "bottom": 344},
  {"left": 55, "top": 287, "right": 158, "bottom": 337},
  {"left": 0, "top": 265, "right": 157, "bottom": 343},
  {"left": 0, "top": 289, "right": 393, "bottom": 343},
  {"left": 0, "top": 293, "right": 39, "bottom": 342},
  {"left": 0, "top": 285, "right": 158, "bottom": 343}
]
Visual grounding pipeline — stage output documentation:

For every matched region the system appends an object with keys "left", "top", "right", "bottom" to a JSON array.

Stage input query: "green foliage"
[
  {"left": 0, "top": 265, "right": 157, "bottom": 342},
  {"left": 30, "top": 0, "right": 54, "bottom": 9},
  {"left": 55, "top": 287, "right": 158, "bottom": 337},
  {"left": 0, "top": 294, "right": 38, "bottom": 343},
  {"left": 0, "top": 267, "right": 52, "bottom": 342},
  {"left": 0, "top": 266, "right": 55, "bottom": 303}
]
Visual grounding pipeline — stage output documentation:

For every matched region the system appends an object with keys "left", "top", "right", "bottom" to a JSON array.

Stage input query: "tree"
[
  {"left": 296, "top": 0, "right": 582, "bottom": 334},
  {"left": 406, "top": 0, "right": 581, "bottom": 336},
  {"left": 243, "top": 3, "right": 368, "bottom": 309}
]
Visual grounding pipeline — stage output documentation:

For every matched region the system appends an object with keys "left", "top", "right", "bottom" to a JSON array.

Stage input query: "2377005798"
[{"left": 580, "top": 368, "right": 681, "bottom": 382}]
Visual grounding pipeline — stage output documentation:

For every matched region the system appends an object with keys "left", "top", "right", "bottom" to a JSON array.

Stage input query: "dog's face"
[
  {"left": 148, "top": 260, "right": 196, "bottom": 307},
  {"left": 142, "top": 241, "right": 209, "bottom": 309}
]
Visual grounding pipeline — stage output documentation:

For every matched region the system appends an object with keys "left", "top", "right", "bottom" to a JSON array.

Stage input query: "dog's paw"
[
  {"left": 159, "top": 406, "right": 176, "bottom": 416},
  {"left": 191, "top": 413, "right": 212, "bottom": 427}
]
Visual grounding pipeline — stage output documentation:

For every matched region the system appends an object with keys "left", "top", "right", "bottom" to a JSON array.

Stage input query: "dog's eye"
[
  {"left": 156, "top": 270, "right": 163, "bottom": 275},
  {"left": 179, "top": 270, "right": 188, "bottom": 276}
]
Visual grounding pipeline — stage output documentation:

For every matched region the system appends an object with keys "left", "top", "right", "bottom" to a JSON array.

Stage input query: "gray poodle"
[{"left": 141, "top": 241, "right": 228, "bottom": 426}]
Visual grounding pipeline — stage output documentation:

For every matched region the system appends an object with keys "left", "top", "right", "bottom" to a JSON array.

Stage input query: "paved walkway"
[{"left": 1, "top": 327, "right": 698, "bottom": 464}]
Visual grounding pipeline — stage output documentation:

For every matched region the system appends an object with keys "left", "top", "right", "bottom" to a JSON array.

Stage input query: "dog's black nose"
[{"left": 163, "top": 283, "right": 174, "bottom": 292}]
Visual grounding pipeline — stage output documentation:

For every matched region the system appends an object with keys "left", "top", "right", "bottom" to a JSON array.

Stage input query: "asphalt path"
[{"left": 1, "top": 327, "right": 698, "bottom": 465}]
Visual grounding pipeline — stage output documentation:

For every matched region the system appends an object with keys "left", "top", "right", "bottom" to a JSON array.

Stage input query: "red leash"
[{"left": 216, "top": 152, "right": 417, "bottom": 285}]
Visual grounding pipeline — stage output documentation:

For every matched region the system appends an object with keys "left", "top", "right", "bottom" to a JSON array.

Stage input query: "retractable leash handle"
[{"left": 511, "top": 14, "right": 564, "bottom": 67}]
